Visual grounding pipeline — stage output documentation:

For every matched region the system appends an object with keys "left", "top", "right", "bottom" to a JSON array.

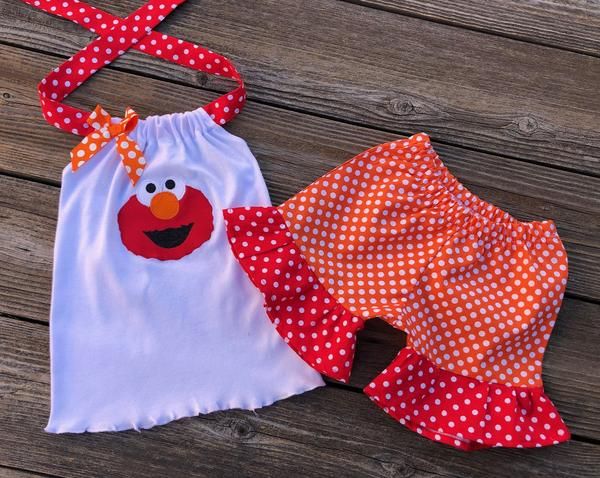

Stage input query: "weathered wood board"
[
  {"left": 1, "top": 0, "right": 600, "bottom": 173},
  {"left": 1, "top": 0, "right": 599, "bottom": 476},
  {"left": 351, "top": 0, "right": 600, "bottom": 57},
  {"left": 1, "top": 316, "right": 600, "bottom": 478},
  {"left": 1, "top": 44, "right": 599, "bottom": 300}
]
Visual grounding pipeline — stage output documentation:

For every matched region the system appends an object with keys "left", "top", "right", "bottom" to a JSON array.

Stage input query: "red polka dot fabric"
[
  {"left": 25, "top": 0, "right": 246, "bottom": 135},
  {"left": 224, "top": 133, "right": 571, "bottom": 449},
  {"left": 365, "top": 348, "right": 569, "bottom": 450},
  {"left": 224, "top": 207, "right": 364, "bottom": 382}
]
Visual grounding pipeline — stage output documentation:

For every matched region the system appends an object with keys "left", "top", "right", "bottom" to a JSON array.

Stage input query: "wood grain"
[
  {"left": 349, "top": 0, "right": 600, "bottom": 57},
  {"left": 1, "top": 43, "right": 599, "bottom": 300},
  {"left": 1, "top": 0, "right": 600, "bottom": 174},
  {"left": 1, "top": 2, "right": 600, "bottom": 476},
  {"left": 0, "top": 172, "right": 599, "bottom": 439},
  {"left": 1, "top": 315, "right": 600, "bottom": 478},
  {"left": 0, "top": 468, "right": 52, "bottom": 478}
]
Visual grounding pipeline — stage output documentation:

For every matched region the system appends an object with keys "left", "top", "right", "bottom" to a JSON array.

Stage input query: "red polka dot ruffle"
[
  {"left": 224, "top": 206, "right": 364, "bottom": 382},
  {"left": 365, "top": 348, "right": 570, "bottom": 450}
]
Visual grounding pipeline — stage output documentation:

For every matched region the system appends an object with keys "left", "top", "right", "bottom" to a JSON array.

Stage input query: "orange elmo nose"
[{"left": 150, "top": 192, "right": 180, "bottom": 220}]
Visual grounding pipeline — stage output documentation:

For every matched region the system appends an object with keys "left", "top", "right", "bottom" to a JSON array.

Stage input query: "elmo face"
[{"left": 118, "top": 176, "right": 214, "bottom": 260}]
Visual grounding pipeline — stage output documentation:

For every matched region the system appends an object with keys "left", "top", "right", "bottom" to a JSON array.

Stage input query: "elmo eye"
[
  {"left": 137, "top": 180, "right": 164, "bottom": 207},
  {"left": 165, "top": 179, "right": 176, "bottom": 190}
]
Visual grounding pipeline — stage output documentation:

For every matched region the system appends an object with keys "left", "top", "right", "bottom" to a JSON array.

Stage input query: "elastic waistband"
[{"left": 369, "top": 133, "right": 557, "bottom": 238}]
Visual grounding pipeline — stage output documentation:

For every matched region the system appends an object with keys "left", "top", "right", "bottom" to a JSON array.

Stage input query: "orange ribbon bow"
[{"left": 70, "top": 105, "right": 146, "bottom": 185}]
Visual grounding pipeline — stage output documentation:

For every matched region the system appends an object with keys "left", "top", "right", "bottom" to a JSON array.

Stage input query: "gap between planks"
[
  {"left": 0, "top": 169, "right": 593, "bottom": 309},
  {"left": 2, "top": 0, "right": 600, "bottom": 174},
  {"left": 1, "top": 35, "right": 596, "bottom": 182},
  {"left": 1, "top": 312, "right": 600, "bottom": 478},
  {"left": 1, "top": 41, "right": 599, "bottom": 301},
  {"left": 0, "top": 464, "right": 64, "bottom": 478},
  {"left": 341, "top": 0, "right": 600, "bottom": 60}
]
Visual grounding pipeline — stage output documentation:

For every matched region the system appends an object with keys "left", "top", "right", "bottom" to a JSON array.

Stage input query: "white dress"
[{"left": 47, "top": 108, "right": 324, "bottom": 433}]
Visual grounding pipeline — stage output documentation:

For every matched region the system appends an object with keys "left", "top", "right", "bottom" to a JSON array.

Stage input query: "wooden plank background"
[{"left": 0, "top": 1, "right": 599, "bottom": 477}]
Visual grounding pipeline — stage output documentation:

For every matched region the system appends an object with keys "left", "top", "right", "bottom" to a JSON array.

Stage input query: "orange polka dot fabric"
[
  {"left": 71, "top": 105, "right": 146, "bottom": 185},
  {"left": 224, "top": 133, "right": 571, "bottom": 450},
  {"left": 279, "top": 133, "right": 568, "bottom": 389}
]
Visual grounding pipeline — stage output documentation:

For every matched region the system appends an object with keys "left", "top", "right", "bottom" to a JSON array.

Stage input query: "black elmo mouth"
[{"left": 144, "top": 223, "right": 193, "bottom": 248}]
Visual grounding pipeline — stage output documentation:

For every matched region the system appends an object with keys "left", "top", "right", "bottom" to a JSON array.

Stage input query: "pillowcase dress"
[
  {"left": 224, "top": 133, "right": 571, "bottom": 450},
  {"left": 24, "top": 0, "right": 323, "bottom": 433}
]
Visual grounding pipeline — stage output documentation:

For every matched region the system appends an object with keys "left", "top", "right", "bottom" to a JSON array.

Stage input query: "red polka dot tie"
[{"left": 24, "top": 0, "right": 246, "bottom": 136}]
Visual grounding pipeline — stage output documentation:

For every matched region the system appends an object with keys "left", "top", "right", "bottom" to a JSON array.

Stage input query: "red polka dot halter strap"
[{"left": 23, "top": 0, "right": 246, "bottom": 135}]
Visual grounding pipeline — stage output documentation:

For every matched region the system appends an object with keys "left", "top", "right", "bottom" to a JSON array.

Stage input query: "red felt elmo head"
[{"left": 118, "top": 176, "right": 213, "bottom": 260}]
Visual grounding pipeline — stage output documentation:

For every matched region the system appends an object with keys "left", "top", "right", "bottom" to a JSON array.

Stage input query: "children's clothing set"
[
  {"left": 23, "top": 0, "right": 570, "bottom": 450},
  {"left": 224, "top": 134, "right": 569, "bottom": 449}
]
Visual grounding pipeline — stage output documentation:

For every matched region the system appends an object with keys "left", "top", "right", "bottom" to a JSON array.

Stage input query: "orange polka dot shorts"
[{"left": 224, "top": 133, "right": 570, "bottom": 450}]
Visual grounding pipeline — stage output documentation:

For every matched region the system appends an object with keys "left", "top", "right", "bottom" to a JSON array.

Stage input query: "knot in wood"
[
  {"left": 516, "top": 115, "right": 538, "bottom": 135},
  {"left": 195, "top": 71, "right": 209, "bottom": 87},
  {"left": 381, "top": 460, "right": 416, "bottom": 478},
  {"left": 229, "top": 417, "right": 256, "bottom": 440},
  {"left": 388, "top": 96, "right": 416, "bottom": 116}
]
